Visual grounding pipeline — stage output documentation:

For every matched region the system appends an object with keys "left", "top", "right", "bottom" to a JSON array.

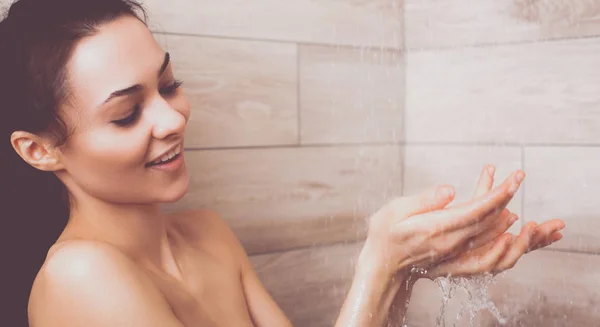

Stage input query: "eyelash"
[{"left": 112, "top": 80, "right": 184, "bottom": 127}]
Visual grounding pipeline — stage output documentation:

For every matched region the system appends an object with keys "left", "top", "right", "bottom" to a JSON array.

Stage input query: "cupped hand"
[
  {"left": 359, "top": 167, "right": 527, "bottom": 280},
  {"left": 421, "top": 164, "right": 565, "bottom": 280}
]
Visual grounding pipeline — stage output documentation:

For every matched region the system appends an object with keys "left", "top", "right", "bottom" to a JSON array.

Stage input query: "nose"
[{"left": 149, "top": 97, "right": 187, "bottom": 140}]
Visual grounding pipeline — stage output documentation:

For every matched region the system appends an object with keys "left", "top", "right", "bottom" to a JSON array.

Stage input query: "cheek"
[
  {"left": 175, "top": 94, "right": 192, "bottom": 122},
  {"left": 64, "top": 130, "right": 149, "bottom": 190},
  {"left": 62, "top": 129, "right": 154, "bottom": 202},
  {"left": 84, "top": 131, "right": 147, "bottom": 167}
]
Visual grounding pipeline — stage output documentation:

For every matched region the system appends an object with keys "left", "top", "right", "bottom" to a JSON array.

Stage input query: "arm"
[
  {"left": 333, "top": 268, "right": 407, "bottom": 327},
  {"left": 333, "top": 241, "right": 418, "bottom": 327},
  {"left": 239, "top": 258, "right": 294, "bottom": 327},
  {"left": 28, "top": 241, "right": 185, "bottom": 327},
  {"left": 204, "top": 212, "right": 293, "bottom": 327},
  {"left": 209, "top": 210, "right": 409, "bottom": 327}
]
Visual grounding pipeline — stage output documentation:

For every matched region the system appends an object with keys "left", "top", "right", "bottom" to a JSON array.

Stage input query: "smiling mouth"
[
  {"left": 145, "top": 153, "right": 181, "bottom": 167},
  {"left": 145, "top": 144, "right": 183, "bottom": 167}
]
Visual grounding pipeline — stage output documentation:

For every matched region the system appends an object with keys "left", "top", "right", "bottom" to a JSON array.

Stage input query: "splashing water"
[{"left": 434, "top": 273, "right": 506, "bottom": 327}]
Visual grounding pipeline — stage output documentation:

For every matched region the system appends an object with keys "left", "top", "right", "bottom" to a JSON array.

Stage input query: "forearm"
[
  {"left": 386, "top": 277, "right": 417, "bottom": 326},
  {"left": 334, "top": 247, "right": 415, "bottom": 327}
]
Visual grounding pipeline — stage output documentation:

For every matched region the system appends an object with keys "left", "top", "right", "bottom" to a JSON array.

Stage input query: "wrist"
[
  {"left": 357, "top": 238, "right": 411, "bottom": 282},
  {"left": 338, "top": 268, "right": 406, "bottom": 327},
  {"left": 355, "top": 242, "right": 408, "bottom": 306}
]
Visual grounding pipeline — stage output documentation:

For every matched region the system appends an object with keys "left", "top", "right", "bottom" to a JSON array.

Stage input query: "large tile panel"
[
  {"left": 299, "top": 45, "right": 404, "bottom": 145},
  {"left": 405, "top": 38, "right": 600, "bottom": 144},
  {"left": 406, "top": 0, "right": 600, "bottom": 49},
  {"left": 143, "top": 0, "right": 403, "bottom": 48},
  {"left": 524, "top": 146, "right": 600, "bottom": 253},
  {"left": 155, "top": 34, "right": 298, "bottom": 148}
]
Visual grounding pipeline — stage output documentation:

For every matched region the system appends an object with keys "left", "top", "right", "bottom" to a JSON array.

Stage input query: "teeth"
[{"left": 151, "top": 145, "right": 181, "bottom": 165}]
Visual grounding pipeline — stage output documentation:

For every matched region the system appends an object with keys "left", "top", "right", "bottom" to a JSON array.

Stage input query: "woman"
[{"left": 0, "top": 0, "right": 565, "bottom": 326}]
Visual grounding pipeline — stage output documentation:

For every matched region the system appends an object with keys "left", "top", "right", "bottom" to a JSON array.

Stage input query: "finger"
[
  {"left": 527, "top": 232, "right": 563, "bottom": 253},
  {"left": 422, "top": 170, "right": 525, "bottom": 233},
  {"left": 390, "top": 185, "right": 456, "bottom": 220},
  {"left": 494, "top": 221, "right": 537, "bottom": 273},
  {"left": 438, "top": 209, "right": 513, "bottom": 262},
  {"left": 467, "top": 209, "right": 514, "bottom": 249},
  {"left": 426, "top": 233, "right": 512, "bottom": 279},
  {"left": 455, "top": 209, "right": 517, "bottom": 255},
  {"left": 473, "top": 164, "right": 495, "bottom": 198},
  {"left": 529, "top": 219, "right": 565, "bottom": 247},
  {"left": 526, "top": 219, "right": 565, "bottom": 253}
]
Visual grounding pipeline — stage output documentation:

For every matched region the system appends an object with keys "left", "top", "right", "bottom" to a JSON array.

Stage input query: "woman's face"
[{"left": 57, "top": 14, "right": 191, "bottom": 205}]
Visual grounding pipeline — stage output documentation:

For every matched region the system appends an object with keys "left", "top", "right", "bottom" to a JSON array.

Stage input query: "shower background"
[
  {"left": 144, "top": 0, "right": 600, "bottom": 326},
  {"left": 4, "top": 0, "right": 599, "bottom": 326}
]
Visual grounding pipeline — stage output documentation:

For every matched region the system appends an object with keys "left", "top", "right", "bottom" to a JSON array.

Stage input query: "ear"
[{"left": 10, "top": 131, "right": 65, "bottom": 172}]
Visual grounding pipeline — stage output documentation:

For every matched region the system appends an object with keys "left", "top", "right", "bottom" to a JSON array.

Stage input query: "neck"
[{"left": 60, "top": 188, "right": 177, "bottom": 273}]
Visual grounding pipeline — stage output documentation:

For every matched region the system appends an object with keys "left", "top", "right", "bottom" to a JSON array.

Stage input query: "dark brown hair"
[{"left": 0, "top": 0, "right": 147, "bottom": 323}]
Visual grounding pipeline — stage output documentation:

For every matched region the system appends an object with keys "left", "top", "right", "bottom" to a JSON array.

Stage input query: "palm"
[{"left": 422, "top": 165, "right": 565, "bottom": 280}]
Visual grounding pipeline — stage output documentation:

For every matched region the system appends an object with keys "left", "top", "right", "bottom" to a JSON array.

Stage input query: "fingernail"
[
  {"left": 508, "top": 215, "right": 518, "bottom": 225},
  {"left": 487, "top": 165, "right": 495, "bottom": 176},
  {"left": 553, "top": 234, "right": 563, "bottom": 242},
  {"left": 515, "top": 171, "right": 525, "bottom": 184},
  {"left": 438, "top": 186, "right": 454, "bottom": 200}
]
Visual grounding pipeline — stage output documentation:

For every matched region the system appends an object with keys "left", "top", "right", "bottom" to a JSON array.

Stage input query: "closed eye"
[
  {"left": 160, "top": 79, "right": 183, "bottom": 96},
  {"left": 112, "top": 105, "right": 141, "bottom": 127},
  {"left": 110, "top": 80, "right": 183, "bottom": 127}
]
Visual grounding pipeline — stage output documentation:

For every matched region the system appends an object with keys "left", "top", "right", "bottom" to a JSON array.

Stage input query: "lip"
[
  {"left": 146, "top": 151, "right": 185, "bottom": 172},
  {"left": 147, "top": 142, "right": 183, "bottom": 166}
]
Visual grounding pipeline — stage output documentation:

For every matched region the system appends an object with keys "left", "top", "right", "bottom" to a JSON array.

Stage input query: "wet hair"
[{"left": 0, "top": 0, "right": 147, "bottom": 323}]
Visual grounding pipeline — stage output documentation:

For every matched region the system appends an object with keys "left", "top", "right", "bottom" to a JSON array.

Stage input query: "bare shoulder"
[
  {"left": 28, "top": 240, "right": 183, "bottom": 327},
  {"left": 169, "top": 210, "right": 248, "bottom": 261}
]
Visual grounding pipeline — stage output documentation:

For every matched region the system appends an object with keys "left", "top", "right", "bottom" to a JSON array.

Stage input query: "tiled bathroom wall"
[
  {"left": 402, "top": 1, "right": 600, "bottom": 326},
  {"left": 2, "top": 0, "right": 596, "bottom": 325},
  {"left": 144, "top": 0, "right": 600, "bottom": 326}
]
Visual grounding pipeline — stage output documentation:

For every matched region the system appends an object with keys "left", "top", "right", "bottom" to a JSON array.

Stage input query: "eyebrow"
[{"left": 101, "top": 52, "right": 171, "bottom": 105}]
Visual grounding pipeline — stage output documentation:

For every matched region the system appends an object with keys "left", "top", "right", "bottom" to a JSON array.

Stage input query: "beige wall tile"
[
  {"left": 403, "top": 145, "right": 523, "bottom": 234},
  {"left": 163, "top": 145, "right": 402, "bottom": 254},
  {"left": 154, "top": 34, "right": 298, "bottom": 148},
  {"left": 143, "top": 0, "right": 403, "bottom": 48},
  {"left": 299, "top": 45, "right": 404, "bottom": 145},
  {"left": 406, "top": 0, "right": 600, "bottom": 49},
  {"left": 251, "top": 242, "right": 600, "bottom": 326},
  {"left": 524, "top": 146, "right": 600, "bottom": 253},
  {"left": 250, "top": 242, "right": 362, "bottom": 327},
  {"left": 406, "top": 38, "right": 600, "bottom": 144}
]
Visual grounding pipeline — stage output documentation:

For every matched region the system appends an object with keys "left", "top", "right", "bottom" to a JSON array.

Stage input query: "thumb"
[{"left": 394, "top": 185, "right": 455, "bottom": 218}]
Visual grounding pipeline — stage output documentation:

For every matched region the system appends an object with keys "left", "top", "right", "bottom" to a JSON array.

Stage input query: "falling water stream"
[
  {"left": 328, "top": 1, "right": 536, "bottom": 326},
  {"left": 433, "top": 274, "right": 506, "bottom": 327}
]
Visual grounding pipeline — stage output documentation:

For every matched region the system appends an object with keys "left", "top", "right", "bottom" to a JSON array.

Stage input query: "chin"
[{"left": 160, "top": 171, "right": 190, "bottom": 203}]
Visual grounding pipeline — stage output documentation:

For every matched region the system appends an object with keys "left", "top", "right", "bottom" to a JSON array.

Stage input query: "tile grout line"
[
  {"left": 405, "top": 33, "right": 600, "bottom": 54},
  {"left": 183, "top": 141, "right": 600, "bottom": 152},
  {"left": 151, "top": 30, "right": 402, "bottom": 50},
  {"left": 296, "top": 43, "right": 302, "bottom": 145},
  {"left": 399, "top": 0, "right": 407, "bottom": 197},
  {"left": 248, "top": 238, "right": 600, "bottom": 258},
  {"left": 150, "top": 30, "right": 600, "bottom": 53},
  {"left": 520, "top": 145, "right": 526, "bottom": 229},
  {"left": 249, "top": 238, "right": 367, "bottom": 258},
  {"left": 540, "top": 247, "right": 600, "bottom": 257}
]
